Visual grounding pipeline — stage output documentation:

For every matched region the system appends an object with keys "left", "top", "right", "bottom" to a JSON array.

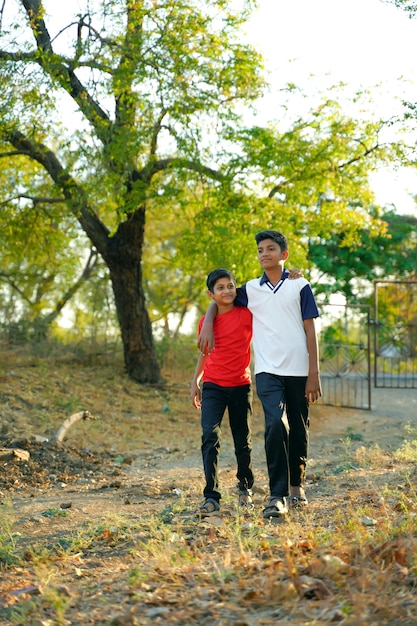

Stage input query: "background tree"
[
  {"left": 176, "top": 100, "right": 401, "bottom": 286},
  {"left": 0, "top": 1, "right": 410, "bottom": 383},
  {"left": 0, "top": 0, "right": 264, "bottom": 382},
  {"left": 308, "top": 208, "right": 417, "bottom": 300}
]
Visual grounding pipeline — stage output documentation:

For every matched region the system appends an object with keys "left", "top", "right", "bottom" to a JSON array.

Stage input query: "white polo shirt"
[{"left": 235, "top": 269, "right": 319, "bottom": 376}]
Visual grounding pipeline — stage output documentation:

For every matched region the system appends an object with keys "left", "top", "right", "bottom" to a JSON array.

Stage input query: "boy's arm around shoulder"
[
  {"left": 197, "top": 301, "right": 218, "bottom": 353},
  {"left": 197, "top": 271, "right": 300, "bottom": 353},
  {"left": 288, "top": 268, "right": 303, "bottom": 279},
  {"left": 303, "top": 317, "right": 322, "bottom": 403}
]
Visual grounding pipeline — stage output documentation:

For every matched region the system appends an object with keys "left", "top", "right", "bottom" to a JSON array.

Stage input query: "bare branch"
[
  {"left": 0, "top": 0, "right": 6, "bottom": 31},
  {"left": 135, "top": 157, "right": 225, "bottom": 184},
  {"left": 40, "top": 248, "right": 101, "bottom": 326},
  {"left": 0, "top": 50, "right": 39, "bottom": 61},
  {"left": 19, "top": 0, "right": 112, "bottom": 143},
  {"left": 0, "top": 149, "right": 37, "bottom": 158},
  {"left": 0, "top": 272, "right": 33, "bottom": 303},
  {"left": 1, "top": 193, "right": 65, "bottom": 206},
  {"left": 52, "top": 410, "right": 98, "bottom": 446}
]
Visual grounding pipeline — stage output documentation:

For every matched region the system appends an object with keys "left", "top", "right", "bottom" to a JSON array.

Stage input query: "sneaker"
[
  {"left": 238, "top": 489, "right": 254, "bottom": 508},
  {"left": 262, "top": 496, "right": 288, "bottom": 519}
]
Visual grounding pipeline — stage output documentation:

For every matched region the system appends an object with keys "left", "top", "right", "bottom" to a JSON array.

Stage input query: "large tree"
[
  {"left": 0, "top": 1, "right": 408, "bottom": 382},
  {"left": 0, "top": 0, "right": 264, "bottom": 382}
]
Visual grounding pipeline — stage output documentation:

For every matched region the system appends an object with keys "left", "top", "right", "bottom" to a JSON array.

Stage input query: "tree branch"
[
  {"left": 52, "top": 410, "right": 98, "bottom": 446},
  {"left": 0, "top": 272, "right": 32, "bottom": 303},
  {"left": 20, "top": 0, "right": 112, "bottom": 144},
  {"left": 4, "top": 127, "right": 111, "bottom": 253},
  {"left": 114, "top": 3, "right": 143, "bottom": 133},
  {"left": 40, "top": 248, "right": 100, "bottom": 327},
  {"left": 268, "top": 141, "right": 381, "bottom": 198},
  {"left": 0, "top": 50, "right": 39, "bottom": 61},
  {"left": 0, "top": 194, "right": 65, "bottom": 206},
  {"left": 135, "top": 157, "right": 225, "bottom": 184}
]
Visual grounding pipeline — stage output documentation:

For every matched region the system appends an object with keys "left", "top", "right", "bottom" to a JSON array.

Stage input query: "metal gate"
[
  {"left": 317, "top": 303, "right": 371, "bottom": 410},
  {"left": 374, "top": 280, "right": 417, "bottom": 388}
]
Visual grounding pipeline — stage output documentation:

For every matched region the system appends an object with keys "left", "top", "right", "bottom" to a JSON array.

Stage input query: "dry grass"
[{"left": 0, "top": 342, "right": 417, "bottom": 625}]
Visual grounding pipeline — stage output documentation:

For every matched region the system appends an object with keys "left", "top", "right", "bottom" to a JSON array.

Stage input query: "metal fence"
[
  {"left": 374, "top": 280, "right": 417, "bottom": 389},
  {"left": 317, "top": 303, "right": 371, "bottom": 410},
  {"left": 316, "top": 280, "right": 417, "bottom": 409}
]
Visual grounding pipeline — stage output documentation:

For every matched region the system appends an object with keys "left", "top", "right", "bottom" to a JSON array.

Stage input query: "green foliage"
[
  {"left": 176, "top": 98, "right": 402, "bottom": 292},
  {"left": 309, "top": 207, "right": 417, "bottom": 299},
  {"left": 0, "top": 0, "right": 265, "bottom": 353},
  {"left": 0, "top": 0, "right": 414, "bottom": 369},
  {"left": 40, "top": 508, "right": 69, "bottom": 518},
  {"left": 0, "top": 149, "right": 105, "bottom": 339},
  {"left": 395, "top": 422, "right": 417, "bottom": 461},
  {"left": 0, "top": 500, "right": 20, "bottom": 567},
  {"left": 156, "top": 334, "right": 198, "bottom": 371}
]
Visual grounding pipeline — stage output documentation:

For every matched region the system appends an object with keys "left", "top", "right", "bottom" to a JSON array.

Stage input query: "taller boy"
[{"left": 199, "top": 230, "right": 321, "bottom": 519}]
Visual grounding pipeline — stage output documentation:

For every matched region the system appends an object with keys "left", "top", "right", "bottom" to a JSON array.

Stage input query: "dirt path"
[
  {"left": 9, "top": 386, "right": 414, "bottom": 526},
  {"left": 0, "top": 354, "right": 417, "bottom": 626}
]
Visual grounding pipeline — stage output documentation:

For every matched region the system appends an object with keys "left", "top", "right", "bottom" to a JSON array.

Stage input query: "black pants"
[
  {"left": 255, "top": 373, "right": 309, "bottom": 498},
  {"left": 201, "top": 382, "right": 253, "bottom": 502}
]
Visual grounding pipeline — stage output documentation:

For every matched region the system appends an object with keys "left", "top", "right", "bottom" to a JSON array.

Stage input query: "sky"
[
  {"left": 244, "top": 0, "right": 417, "bottom": 214},
  {"left": 13, "top": 0, "right": 417, "bottom": 214}
]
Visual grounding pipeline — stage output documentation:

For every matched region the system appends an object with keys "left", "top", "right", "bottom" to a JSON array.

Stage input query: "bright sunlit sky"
[
  {"left": 43, "top": 0, "right": 417, "bottom": 215},
  {"left": 244, "top": 0, "right": 417, "bottom": 214}
]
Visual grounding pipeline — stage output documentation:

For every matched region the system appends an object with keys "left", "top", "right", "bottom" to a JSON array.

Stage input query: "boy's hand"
[
  {"left": 288, "top": 268, "right": 303, "bottom": 279},
  {"left": 197, "top": 322, "right": 214, "bottom": 354},
  {"left": 190, "top": 381, "right": 202, "bottom": 409},
  {"left": 305, "top": 372, "right": 322, "bottom": 403}
]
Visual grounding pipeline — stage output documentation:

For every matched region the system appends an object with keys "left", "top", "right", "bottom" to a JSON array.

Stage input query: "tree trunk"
[{"left": 104, "top": 210, "right": 161, "bottom": 384}]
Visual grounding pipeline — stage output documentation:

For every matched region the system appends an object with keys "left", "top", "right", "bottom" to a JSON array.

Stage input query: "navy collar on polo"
[{"left": 259, "top": 268, "right": 289, "bottom": 286}]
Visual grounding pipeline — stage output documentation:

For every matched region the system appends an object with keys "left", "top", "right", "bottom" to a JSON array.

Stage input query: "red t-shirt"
[{"left": 198, "top": 306, "right": 252, "bottom": 387}]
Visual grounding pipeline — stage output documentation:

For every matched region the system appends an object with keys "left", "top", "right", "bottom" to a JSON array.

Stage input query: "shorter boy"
[{"left": 190, "top": 268, "right": 254, "bottom": 517}]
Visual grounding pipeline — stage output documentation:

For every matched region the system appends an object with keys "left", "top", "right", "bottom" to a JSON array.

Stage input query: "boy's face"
[
  {"left": 208, "top": 277, "right": 236, "bottom": 304},
  {"left": 257, "top": 238, "right": 288, "bottom": 271}
]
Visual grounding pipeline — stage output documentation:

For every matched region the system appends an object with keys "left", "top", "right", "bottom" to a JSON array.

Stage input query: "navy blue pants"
[
  {"left": 255, "top": 373, "right": 309, "bottom": 498},
  {"left": 201, "top": 382, "right": 253, "bottom": 502}
]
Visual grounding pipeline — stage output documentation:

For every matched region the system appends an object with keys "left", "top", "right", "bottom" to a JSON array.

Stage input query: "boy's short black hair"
[
  {"left": 255, "top": 230, "right": 288, "bottom": 252},
  {"left": 206, "top": 268, "right": 236, "bottom": 293}
]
